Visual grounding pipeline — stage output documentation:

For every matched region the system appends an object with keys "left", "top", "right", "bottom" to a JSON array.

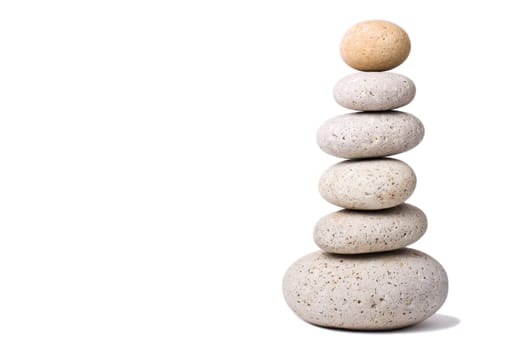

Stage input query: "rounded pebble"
[
  {"left": 282, "top": 248, "right": 448, "bottom": 330},
  {"left": 316, "top": 111, "right": 424, "bottom": 159},
  {"left": 333, "top": 72, "right": 415, "bottom": 111},
  {"left": 340, "top": 20, "right": 411, "bottom": 71},
  {"left": 314, "top": 204, "right": 427, "bottom": 254},
  {"left": 318, "top": 158, "right": 416, "bottom": 210}
]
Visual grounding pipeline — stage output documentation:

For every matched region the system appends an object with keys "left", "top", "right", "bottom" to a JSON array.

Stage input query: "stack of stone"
[{"left": 283, "top": 20, "right": 448, "bottom": 330}]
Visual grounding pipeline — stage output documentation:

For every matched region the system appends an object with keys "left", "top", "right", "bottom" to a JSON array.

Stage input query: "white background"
[{"left": 0, "top": 0, "right": 523, "bottom": 348}]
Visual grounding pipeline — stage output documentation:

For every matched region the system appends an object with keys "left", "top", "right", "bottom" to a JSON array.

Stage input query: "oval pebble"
[
  {"left": 340, "top": 20, "right": 411, "bottom": 71},
  {"left": 319, "top": 158, "right": 416, "bottom": 210},
  {"left": 317, "top": 111, "right": 424, "bottom": 159},
  {"left": 333, "top": 72, "right": 415, "bottom": 111},
  {"left": 314, "top": 204, "right": 427, "bottom": 254},
  {"left": 282, "top": 248, "right": 448, "bottom": 330}
]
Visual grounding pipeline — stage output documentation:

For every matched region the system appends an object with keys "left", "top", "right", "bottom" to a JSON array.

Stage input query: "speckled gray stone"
[
  {"left": 319, "top": 158, "right": 416, "bottom": 210},
  {"left": 316, "top": 111, "right": 424, "bottom": 159},
  {"left": 333, "top": 72, "right": 416, "bottom": 111},
  {"left": 314, "top": 204, "right": 427, "bottom": 254},
  {"left": 282, "top": 248, "right": 448, "bottom": 330}
]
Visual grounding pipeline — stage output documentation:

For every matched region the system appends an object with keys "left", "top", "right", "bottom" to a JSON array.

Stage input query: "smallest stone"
[{"left": 340, "top": 20, "right": 411, "bottom": 71}]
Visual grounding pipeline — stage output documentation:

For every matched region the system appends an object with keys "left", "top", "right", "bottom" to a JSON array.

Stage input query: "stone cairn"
[{"left": 283, "top": 20, "right": 448, "bottom": 330}]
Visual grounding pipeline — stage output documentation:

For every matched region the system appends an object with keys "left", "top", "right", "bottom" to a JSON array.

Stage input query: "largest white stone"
[{"left": 283, "top": 249, "right": 448, "bottom": 330}]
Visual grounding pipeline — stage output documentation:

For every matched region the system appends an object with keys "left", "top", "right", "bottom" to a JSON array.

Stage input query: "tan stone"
[{"left": 340, "top": 20, "right": 411, "bottom": 71}]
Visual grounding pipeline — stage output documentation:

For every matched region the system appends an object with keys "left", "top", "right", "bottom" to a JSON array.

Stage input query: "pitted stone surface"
[
  {"left": 318, "top": 158, "right": 416, "bottom": 210},
  {"left": 282, "top": 248, "right": 448, "bottom": 330},
  {"left": 340, "top": 20, "right": 411, "bottom": 71},
  {"left": 314, "top": 204, "right": 427, "bottom": 254},
  {"left": 333, "top": 72, "right": 415, "bottom": 111},
  {"left": 317, "top": 111, "right": 424, "bottom": 159}
]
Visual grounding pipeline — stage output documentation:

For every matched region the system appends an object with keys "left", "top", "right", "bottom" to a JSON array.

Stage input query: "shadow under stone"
[{"left": 310, "top": 314, "right": 461, "bottom": 333}]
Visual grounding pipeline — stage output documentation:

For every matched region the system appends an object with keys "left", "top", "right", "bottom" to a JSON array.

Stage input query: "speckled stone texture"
[
  {"left": 333, "top": 72, "right": 415, "bottom": 111},
  {"left": 283, "top": 19, "right": 448, "bottom": 331},
  {"left": 282, "top": 248, "right": 448, "bottom": 330},
  {"left": 340, "top": 20, "right": 411, "bottom": 71},
  {"left": 318, "top": 158, "right": 416, "bottom": 210},
  {"left": 314, "top": 204, "right": 427, "bottom": 254},
  {"left": 317, "top": 111, "right": 424, "bottom": 159}
]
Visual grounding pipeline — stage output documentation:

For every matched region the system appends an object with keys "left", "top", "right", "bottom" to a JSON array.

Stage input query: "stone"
[
  {"left": 333, "top": 72, "right": 416, "bottom": 111},
  {"left": 314, "top": 204, "right": 427, "bottom": 254},
  {"left": 318, "top": 158, "right": 416, "bottom": 210},
  {"left": 316, "top": 111, "right": 424, "bottom": 159},
  {"left": 340, "top": 20, "right": 411, "bottom": 71},
  {"left": 282, "top": 248, "right": 448, "bottom": 330}
]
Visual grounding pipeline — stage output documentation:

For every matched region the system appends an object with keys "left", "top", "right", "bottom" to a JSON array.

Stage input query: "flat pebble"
[
  {"left": 319, "top": 158, "right": 416, "bottom": 210},
  {"left": 340, "top": 20, "right": 411, "bottom": 71},
  {"left": 282, "top": 248, "right": 448, "bottom": 330},
  {"left": 317, "top": 111, "right": 424, "bottom": 159},
  {"left": 314, "top": 204, "right": 427, "bottom": 254},
  {"left": 333, "top": 72, "right": 415, "bottom": 111}
]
